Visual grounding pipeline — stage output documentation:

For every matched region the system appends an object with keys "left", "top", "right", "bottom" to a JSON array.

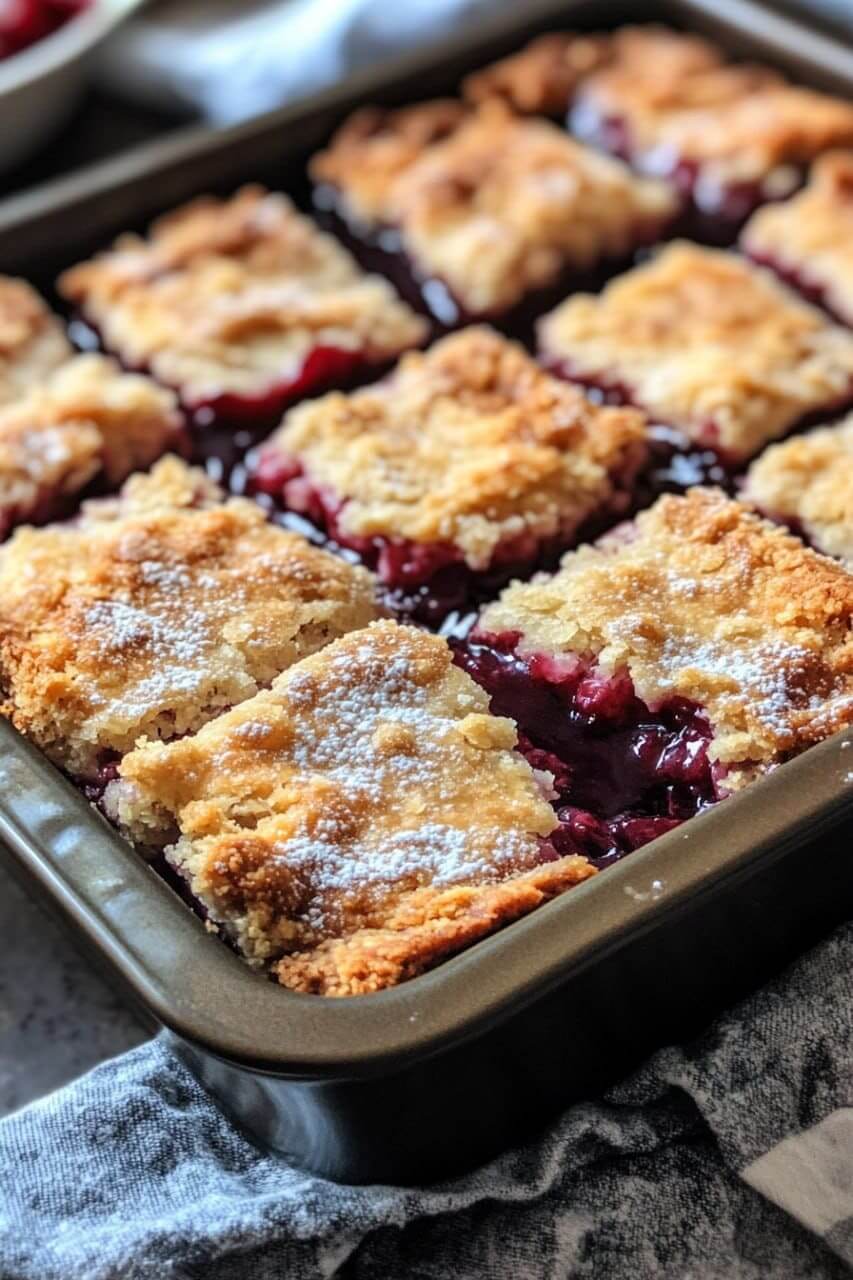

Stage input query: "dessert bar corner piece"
[
  {"left": 571, "top": 47, "right": 853, "bottom": 229},
  {"left": 109, "top": 620, "right": 596, "bottom": 996},
  {"left": 461, "top": 25, "right": 723, "bottom": 119},
  {"left": 538, "top": 242, "right": 853, "bottom": 464},
  {"left": 0, "top": 275, "right": 71, "bottom": 406},
  {"left": 743, "top": 413, "right": 853, "bottom": 567},
  {"left": 251, "top": 326, "right": 650, "bottom": 623},
  {"left": 0, "top": 456, "right": 378, "bottom": 783},
  {"left": 461, "top": 488, "right": 853, "bottom": 868},
  {"left": 741, "top": 151, "right": 853, "bottom": 327},
  {"left": 311, "top": 101, "right": 677, "bottom": 322},
  {"left": 58, "top": 185, "right": 427, "bottom": 426},
  {"left": 0, "top": 353, "right": 184, "bottom": 539}
]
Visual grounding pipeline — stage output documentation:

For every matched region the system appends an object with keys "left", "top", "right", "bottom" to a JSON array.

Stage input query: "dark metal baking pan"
[{"left": 1, "top": 0, "right": 852, "bottom": 1185}]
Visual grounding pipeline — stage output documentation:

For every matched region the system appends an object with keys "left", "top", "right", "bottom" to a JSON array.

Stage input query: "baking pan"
[{"left": 1, "top": 0, "right": 853, "bottom": 1185}]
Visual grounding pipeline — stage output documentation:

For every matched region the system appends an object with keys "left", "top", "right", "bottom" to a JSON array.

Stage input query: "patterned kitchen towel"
[{"left": 1, "top": 920, "right": 852, "bottom": 1280}]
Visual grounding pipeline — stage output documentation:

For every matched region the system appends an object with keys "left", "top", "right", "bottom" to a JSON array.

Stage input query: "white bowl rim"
[{"left": 0, "top": 0, "right": 145, "bottom": 93}]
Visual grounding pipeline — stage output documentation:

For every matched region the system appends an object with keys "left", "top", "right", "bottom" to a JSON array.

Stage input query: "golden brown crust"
[
  {"left": 0, "top": 277, "right": 71, "bottom": 406},
  {"left": 538, "top": 242, "right": 853, "bottom": 460},
  {"left": 110, "top": 620, "right": 595, "bottom": 994},
  {"left": 309, "top": 100, "right": 468, "bottom": 226},
  {"left": 462, "top": 26, "right": 722, "bottom": 116},
  {"left": 0, "top": 355, "right": 182, "bottom": 532},
  {"left": 58, "top": 187, "right": 426, "bottom": 404},
  {"left": 576, "top": 56, "right": 853, "bottom": 186},
  {"left": 743, "top": 413, "right": 853, "bottom": 567},
  {"left": 0, "top": 457, "right": 377, "bottom": 777},
  {"left": 268, "top": 327, "right": 649, "bottom": 568},
  {"left": 741, "top": 151, "right": 853, "bottom": 326},
  {"left": 480, "top": 488, "right": 853, "bottom": 790},
  {"left": 275, "top": 859, "right": 594, "bottom": 996}
]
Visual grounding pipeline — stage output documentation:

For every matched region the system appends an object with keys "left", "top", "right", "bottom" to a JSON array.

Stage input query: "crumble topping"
[
  {"left": 743, "top": 414, "right": 853, "bottom": 567},
  {"left": 109, "top": 620, "right": 595, "bottom": 995},
  {"left": 79, "top": 454, "right": 222, "bottom": 523},
  {"left": 0, "top": 277, "right": 72, "bottom": 405},
  {"left": 265, "top": 327, "right": 649, "bottom": 568},
  {"left": 0, "top": 457, "right": 378, "bottom": 778},
  {"left": 539, "top": 242, "right": 853, "bottom": 460},
  {"left": 574, "top": 56, "right": 853, "bottom": 189},
  {"left": 0, "top": 355, "right": 183, "bottom": 534},
  {"left": 480, "top": 488, "right": 853, "bottom": 790},
  {"left": 310, "top": 100, "right": 468, "bottom": 228},
  {"left": 58, "top": 187, "right": 426, "bottom": 406},
  {"left": 462, "top": 25, "right": 722, "bottom": 116},
  {"left": 741, "top": 151, "right": 853, "bottom": 325}
]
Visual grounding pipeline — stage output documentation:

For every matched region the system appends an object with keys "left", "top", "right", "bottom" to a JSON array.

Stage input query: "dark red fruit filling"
[
  {"left": 545, "top": 360, "right": 853, "bottom": 476},
  {"left": 80, "top": 750, "right": 121, "bottom": 803},
  {"left": 0, "top": 0, "right": 89, "bottom": 60},
  {"left": 314, "top": 185, "right": 671, "bottom": 341},
  {"left": 248, "top": 448, "right": 638, "bottom": 624},
  {"left": 185, "top": 346, "right": 371, "bottom": 432},
  {"left": 454, "top": 630, "right": 719, "bottom": 869},
  {"left": 744, "top": 251, "right": 849, "bottom": 327},
  {"left": 568, "top": 104, "right": 799, "bottom": 241}
]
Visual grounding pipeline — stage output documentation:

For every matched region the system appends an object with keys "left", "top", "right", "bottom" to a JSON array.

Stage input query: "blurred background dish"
[{"left": 0, "top": 0, "right": 145, "bottom": 173}]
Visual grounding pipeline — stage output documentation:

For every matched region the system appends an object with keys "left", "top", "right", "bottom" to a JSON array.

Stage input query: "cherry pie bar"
[
  {"left": 462, "top": 26, "right": 723, "bottom": 119},
  {"left": 58, "top": 186, "right": 427, "bottom": 429},
  {"left": 311, "top": 101, "right": 676, "bottom": 324},
  {"left": 570, "top": 48, "right": 853, "bottom": 233},
  {"left": 0, "top": 354, "right": 184, "bottom": 539},
  {"left": 741, "top": 151, "right": 853, "bottom": 327},
  {"left": 107, "top": 620, "right": 596, "bottom": 995},
  {"left": 743, "top": 414, "right": 853, "bottom": 568},
  {"left": 0, "top": 277, "right": 72, "bottom": 406},
  {"left": 538, "top": 242, "right": 853, "bottom": 464},
  {"left": 250, "top": 327, "right": 650, "bottom": 622},
  {"left": 459, "top": 488, "right": 853, "bottom": 869},
  {"left": 0, "top": 457, "right": 378, "bottom": 785}
]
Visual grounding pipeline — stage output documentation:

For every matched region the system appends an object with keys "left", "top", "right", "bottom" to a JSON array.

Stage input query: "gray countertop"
[{"left": 0, "top": 869, "right": 148, "bottom": 1118}]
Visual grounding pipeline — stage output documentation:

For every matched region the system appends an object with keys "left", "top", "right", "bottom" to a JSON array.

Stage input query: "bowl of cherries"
[{"left": 0, "top": 0, "right": 144, "bottom": 172}]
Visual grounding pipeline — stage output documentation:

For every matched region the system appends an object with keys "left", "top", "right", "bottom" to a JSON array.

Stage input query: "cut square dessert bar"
[
  {"left": 741, "top": 152, "right": 853, "bottom": 327},
  {"left": 538, "top": 243, "right": 853, "bottom": 464},
  {"left": 571, "top": 51, "right": 853, "bottom": 231},
  {"left": 311, "top": 102, "right": 676, "bottom": 324},
  {"left": 462, "top": 26, "right": 723, "bottom": 119},
  {"left": 108, "top": 620, "right": 596, "bottom": 995},
  {"left": 460, "top": 488, "right": 853, "bottom": 869},
  {"left": 58, "top": 186, "right": 427, "bottom": 429},
  {"left": 0, "top": 354, "right": 183, "bottom": 539},
  {"left": 743, "top": 414, "right": 853, "bottom": 567},
  {"left": 0, "top": 456, "right": 378, "bottom": 785},
  {"left": 250, "top": 327, "right": 650, "bottom": 623},
  {"left": 0, "top": 276, "right": 72, "bottom": 404}
]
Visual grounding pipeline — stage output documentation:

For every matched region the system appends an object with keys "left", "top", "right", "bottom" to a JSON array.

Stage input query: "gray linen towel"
[{"left": 1, "top": 921, "right": 852, "bottom": 1279}]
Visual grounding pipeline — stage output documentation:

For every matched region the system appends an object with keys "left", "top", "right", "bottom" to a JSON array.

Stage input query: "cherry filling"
[
  {"left": 545, "top": 359, "right": 853, "bottom": 476},
  {"left": 69, "top": 315, "right": 395, "bottom": 436},
  {"left": 0, "top": 0, "right": 90, "bottom": 60},
  {"left": 568, "top": 105, "right": 801, "bottom": 243},
  {"left": 80, "top": 750, "right": 121, "bottom": 803},
  {"left": 455, "top": 630, "right": 719, "bottom": 869},
  {"left": 247, "top": 447, "right": 642, "bottom": 624},
  {"left": 744, "top": 251, "right": 850, "bottom": 328},
  {"left": 314, "top": 185, "right": 672, "bottom": 341}
]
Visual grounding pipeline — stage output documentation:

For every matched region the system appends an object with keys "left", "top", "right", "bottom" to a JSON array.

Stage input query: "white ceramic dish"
[{"left": 0, "top": 0, "right": 146, "bottom": 173}]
